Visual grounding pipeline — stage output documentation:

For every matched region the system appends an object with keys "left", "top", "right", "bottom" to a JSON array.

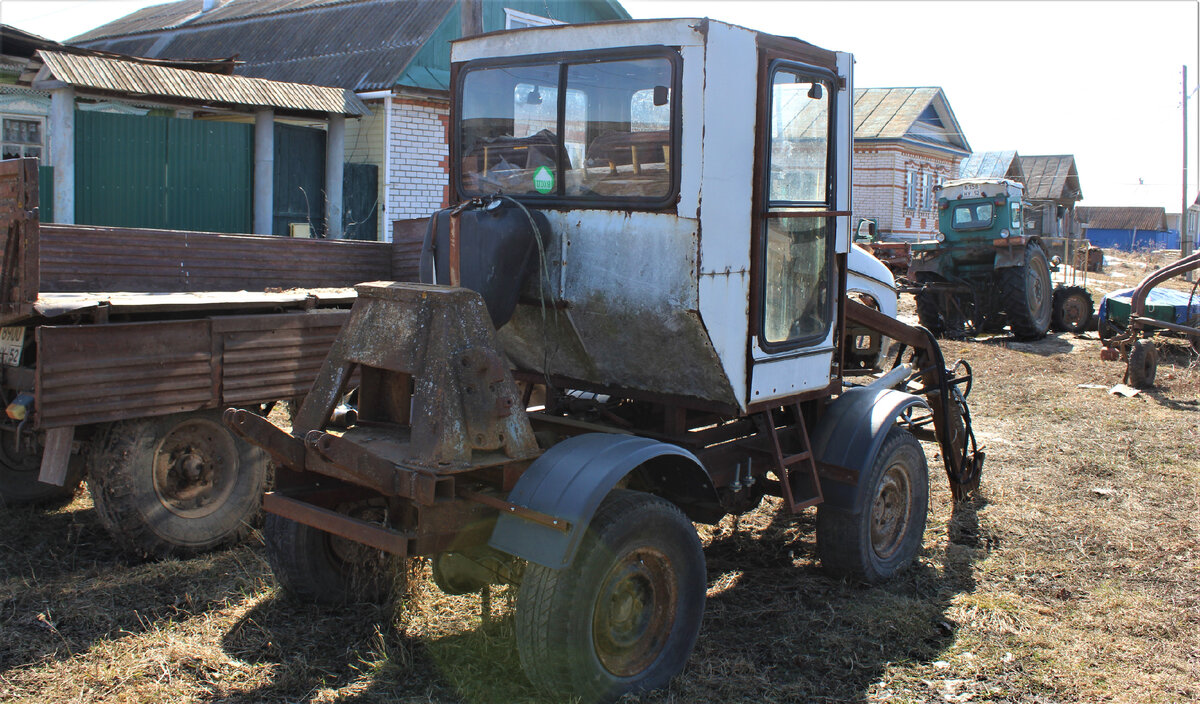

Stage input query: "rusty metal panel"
[
  {"left": 391, "top": 217, "right": 427, "bottom": 282},
  {"left": 36, "top": 51, "right": 368, "bottom": 117},
  {"left": 38, "top": 224, "right": 392, "bottom": 293},
  {"left": 217, "top": 310, "right": 350, "bottom": 405},
  {"left": 0, "top": 158, "right": 40, "bottom": 308},
  {"left": 35, "top": 319, "right": 215, "bottom": 429}
]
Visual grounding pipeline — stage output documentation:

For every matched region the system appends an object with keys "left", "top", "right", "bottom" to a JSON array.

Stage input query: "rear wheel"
[
  {"left": 1052, "top": 286, "right": 1094, "bottom": 333},
  {"left": 264, "top": 511, "right": 399, "bottom": 604},
  {"left": 999, "top": 243, "right": 1052, "bottom": 340},
  {"left": 1127, "top": 339, "right": 1158, "bottom": 388},
  {"left": 88, "top": 410, "right": 269, "bottom": 557},
  {"left": 816, "top": 427, "right": 929, "bottom": 582},
  {"left": 516, "top": 490, "right": 705, "bottom": 703},
  {"left": 0, "top": 434, "right": 80, "bottom": 508}
]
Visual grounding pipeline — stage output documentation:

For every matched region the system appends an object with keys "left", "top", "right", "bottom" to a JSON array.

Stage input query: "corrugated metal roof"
[
  {"left": 1018, "top": 155, "right": 1082, "bottom": 202},
  {"left": 1076, "top": 206, "right": 1166, "bottom": 231},
  {"left": 36, "top": 50, "right": 368, "bottom": 116},
  {"left": 72, "top": 0, "right": 457, "bottom": 92},
  {"left": 959, "top": 150, "right": 1023, "bottom": 180},
  {"left": 852, "top": 87, "right": 969, "bottom": 154}
]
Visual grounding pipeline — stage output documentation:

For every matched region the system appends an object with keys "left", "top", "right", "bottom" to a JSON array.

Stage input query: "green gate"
[
  {"left": 273, "top": 123, "right": 325, "bottom": 236},
  {"left": 75, "top": 111, "right": 253, "bottom": 232},
  {"left": 343, "top": 162, "right": 378, "bottom": 241}
]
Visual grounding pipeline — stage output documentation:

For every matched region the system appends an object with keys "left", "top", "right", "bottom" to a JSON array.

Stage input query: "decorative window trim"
[{"left": 504, "top": 7, "right": 564, "bottom": 29}]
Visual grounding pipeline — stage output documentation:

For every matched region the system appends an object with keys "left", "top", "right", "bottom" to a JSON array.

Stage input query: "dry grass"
[{"left": 2, "top": 249, "right": 1198, "bottom": 703}]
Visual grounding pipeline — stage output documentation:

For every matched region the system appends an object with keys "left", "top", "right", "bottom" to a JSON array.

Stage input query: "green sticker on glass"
[{"left": 532, "top": 165, "right": 555, "bottom": 194}]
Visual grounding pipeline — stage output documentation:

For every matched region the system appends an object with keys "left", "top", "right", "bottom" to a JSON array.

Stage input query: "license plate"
[
  {"left": 961, "top": 184, "right": 982, "bottom": 198},
  {"left": 0, "top": 327, "right": 25, "bottom": 366}
]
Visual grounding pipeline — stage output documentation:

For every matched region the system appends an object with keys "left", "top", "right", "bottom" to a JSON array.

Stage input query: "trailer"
[
  {"left": 0, "top": 158, "right": 414, "bottom": 556},
  {"left": 226, "top": 19, "right": 985, "bottom": 702}
]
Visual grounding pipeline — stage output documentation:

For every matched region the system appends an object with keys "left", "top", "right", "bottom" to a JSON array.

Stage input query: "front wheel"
[
  {"left": 1126, "top": 339, "right": 1158, "bottom": 388},
  {"left": 816, "top": 427, "right": 929, "bottom": 582},
  {"left": 264, "top": 511, "right": 400, "bottom": 604},
  {"left": 87, "top": 410, "right": 269, "bottom": 557},
  {"left": 516, "top": 490, "right": 705, "bottom": 703},
  {"left": 1052, "top": 286, "right": 1094, "bottom": 333},
  {"left": 0, "top": 434, "right": 80, "bottom": 508},
  {"left": 999, "top": 243, "right": 1053, "bottom": 340}
]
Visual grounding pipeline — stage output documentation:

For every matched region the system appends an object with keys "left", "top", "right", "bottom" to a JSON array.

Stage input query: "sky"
[{"left": 2, "top": 0, "right": 1198, "bottom": 214}]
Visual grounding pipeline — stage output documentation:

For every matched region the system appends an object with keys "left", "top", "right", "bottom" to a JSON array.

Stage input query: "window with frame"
[
  {"left": 504, "top": 7, "right": 563, "bottom": 29},
  {"left": 2, "top": 115, "right": 44, "bottom": 160},
  {"left": 458, "top": 51, "right": 678, "bottom": 203},
  {"left": 905, "top": 169, "right": 917, "bottom": 210},
  {"left": 760, "top": 63, "right": 835, "bottom": 348}
]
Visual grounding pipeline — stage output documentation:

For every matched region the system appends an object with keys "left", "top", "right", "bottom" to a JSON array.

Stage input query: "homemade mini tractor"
[{"left": 226, "top": 19, "right": 984, "bottom": 703}]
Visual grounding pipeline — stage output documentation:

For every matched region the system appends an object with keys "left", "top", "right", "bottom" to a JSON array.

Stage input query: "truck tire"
[
  {"left": 87, "top": 410, "right": 269, "bottom": 558},
  {"left": 815, "top": 427, "right": 928, "bottom": 583},
  {"left": 914, "top": 274, "right": 947, "bottom": 336},
  {"left": 264, "top": 512, "right": 399, "bottom": 604},
  {"left": 1051, "top": 286, "right": 1093, "bottom": 333},
  {"left": 0, "top": 435, "right": 80, "bottom": 508},
  {"left": 998, "top": 243, "right": 1052, "bottom": 340},
  {"left": 1126, "top": 339, "right": 1158, "bottom": 388},
  {"left": 516, "top": 489, "right": 705, "bottom": 703}
]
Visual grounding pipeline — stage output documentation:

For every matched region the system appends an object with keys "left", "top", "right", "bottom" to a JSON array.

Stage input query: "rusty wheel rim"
[
  {"left": 152, "top": 418, "right": 239, "bottom": 519},
  {"left": 592, "top": 548, "right": 677, "bottom": 677},
  {"left": 1028, "top": 260, "right": 1051, "bottom": 328},
  {"left": 1062, "top": 294, "right": 1089, "bottom": 330},
  {"left": 870, "top": 464, "right": 914, "bottom": 560}
]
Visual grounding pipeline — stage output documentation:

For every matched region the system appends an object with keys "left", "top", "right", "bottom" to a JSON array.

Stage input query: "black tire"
[
  {"left": 1051, "top": 286, "right": 1094, "bottom": 333},
  {"left": 914, "top": 274, "right": 947, "bottom": 336},
  {"left": 816, "top": 427, "right": 929, "bottom": 583},
  {"left": 87, "top": 410, "right": 269, "bottom": 558},
  {"left": 998, "top": 243, "right": 1052, "bottom": 340},
  {"left": 516, "top": 490, "right": 705, "bottom": 703},
  {"left": 1127, "top": 339, "right": 1158, "bottom": 388},
  {"left": 264, "top": 512, "right": 398, "bottom": 604},
  {"left": 0, "top": 434, "right": 80, "bottom": 508},
  {"left": 1098, "top": 314, "right": 1121, "bottom": 343}
]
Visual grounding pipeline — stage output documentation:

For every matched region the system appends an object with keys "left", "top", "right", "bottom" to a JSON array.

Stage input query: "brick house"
[
  {"left": 852, "top": 87, "right": 970, "bottom": 242},
  {"left": 73, "top": 0, "right": 630, "bottom": 242}
]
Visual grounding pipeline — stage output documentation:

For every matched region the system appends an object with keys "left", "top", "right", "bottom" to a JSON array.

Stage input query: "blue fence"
[{"left": 1085, "top": 228, "right": 1180, "bottom": 252}]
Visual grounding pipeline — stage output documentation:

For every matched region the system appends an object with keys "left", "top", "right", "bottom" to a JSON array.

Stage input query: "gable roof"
[
  {"left": 71, "top": 0, "right": 456, "bottom": 93},
  {"left": 1075, "top": 206, "right": 1166, "bottom": 231},
  {"left": 853, "top": 87, "right": 970, "bottom": 155},
  {"left": 71, "top": 0, "right": 631, "bottom": 93},
  {"left": 959, "top": 150, "right": 1023, "bottom": 181},
  {"left": 1018, "top": 155, "right": 1083, "bottom": 202}
]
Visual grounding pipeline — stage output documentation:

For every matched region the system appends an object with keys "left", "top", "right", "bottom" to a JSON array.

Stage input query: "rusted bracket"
[
  {"left": 224, "top": 408, "right": 305, "bottom": 469},
  {"left": 263, "top": 492, "right": 411, "bottom": 557},
  {"left": 305, "top": 431, "right": 442, "bottom": 505},
  {"left": 458, "top": 488, "right": 572, "bottom": 534}
]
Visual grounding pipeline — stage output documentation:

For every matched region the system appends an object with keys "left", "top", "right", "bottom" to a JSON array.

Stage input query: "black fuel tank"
[{"left": 418, "top": 199, "right": 546, "bottom": 328}]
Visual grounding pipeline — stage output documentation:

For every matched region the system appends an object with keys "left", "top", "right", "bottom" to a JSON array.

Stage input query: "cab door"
[{"left": 747, "top": 53, "right": 852, "bottom": 406}]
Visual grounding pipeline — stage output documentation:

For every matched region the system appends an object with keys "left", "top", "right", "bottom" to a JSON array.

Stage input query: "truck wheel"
[
  {"left": 914, "top": 274, "right": 947, "bottom": 336},
  {"left": 264, "top": 512, "right": 398, "bottom": 604},
  {"left": 1126, "top": 339, "right": 1158, "bottom": 388},
  {"left": 1051, "top": 286, "right": 1093, "bottom": 333},
  {"left": 87, "top": 410, "right": 269, "bottom": 557},
  {"left": 816, "top": 427, "right": 928, "bottom": 583},
  {"left": 998, "top": 243, "right": 1052, "bottom": 340},
  {"left": 0, "top": 435, "right": 80, "bottom": 508},
  {"left": 516, "top": 490, "right": 705, "bottom": 702}
]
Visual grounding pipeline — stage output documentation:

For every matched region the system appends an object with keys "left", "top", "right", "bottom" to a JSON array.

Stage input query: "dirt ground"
[{"left": 1, "top": 252, "right": 1197, "bottom": 704}]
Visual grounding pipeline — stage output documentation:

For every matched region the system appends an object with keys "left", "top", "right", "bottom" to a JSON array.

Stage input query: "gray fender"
[
  {"left": 810, "top": 387, "right": 929, "bottom": 513},
  {"left": 994, "top": 237, "right": 1040, "bottom": 268},
  {"left": 488, "top": 433, "right": 713, "bottom": 569}
]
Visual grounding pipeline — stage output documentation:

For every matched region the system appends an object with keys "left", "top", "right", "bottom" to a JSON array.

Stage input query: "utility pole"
[
  {"left": 1184, "top": 65, "right": 1191, "bottom": 263},
  {"left": 461, "top": 0, "right": 483, "bottom": 38}
]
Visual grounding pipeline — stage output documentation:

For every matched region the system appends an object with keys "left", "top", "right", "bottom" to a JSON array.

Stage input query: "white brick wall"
[
  {"left": 388, "top": 96, "right": 450, "bottom": 224},
  {"left": 853, "top": 144, "right": 962, "bottom": 241}
]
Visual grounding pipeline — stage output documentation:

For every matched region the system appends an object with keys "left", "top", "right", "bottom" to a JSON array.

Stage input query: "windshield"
[
  {"left": 952, "top": 202, "right": 994, "bottom": 230},
  {"left": 458, "top": 52, "right": 677, "bottom": 203}
]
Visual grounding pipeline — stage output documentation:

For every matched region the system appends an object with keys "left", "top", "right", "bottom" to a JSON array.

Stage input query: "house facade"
[
  {"left": 73, "top": 0, "right": 631, "bottom": 242},
  {"left": 852, "top": 87, "right": 970, "bottom": 242}
]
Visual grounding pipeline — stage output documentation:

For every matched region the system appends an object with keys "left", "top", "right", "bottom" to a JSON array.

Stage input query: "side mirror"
[
  {"left": 653, "top": 85, "right": 669, "bottom": 106},
  {"left": 807, "top": 83, "right": 823, "bottom": 100}
]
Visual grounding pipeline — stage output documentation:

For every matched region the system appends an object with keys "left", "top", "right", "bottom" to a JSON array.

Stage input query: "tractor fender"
[
  {"left": 993, "top": 236, "right": 1040, "bottom": 268},
  {"left": 488, "top": 433, "right": 714, "bottom": 569},
  {"left": 810, "top": 387, "right": 929, "bottom": 513}
]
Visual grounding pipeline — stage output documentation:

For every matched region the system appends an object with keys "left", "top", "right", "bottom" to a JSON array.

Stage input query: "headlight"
[
  {"left": 1000, "top": 228, "right": 1010, "bottom": 238},
  {"left": 935, "top": 232, "right": 945, "bottom": 242}
]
